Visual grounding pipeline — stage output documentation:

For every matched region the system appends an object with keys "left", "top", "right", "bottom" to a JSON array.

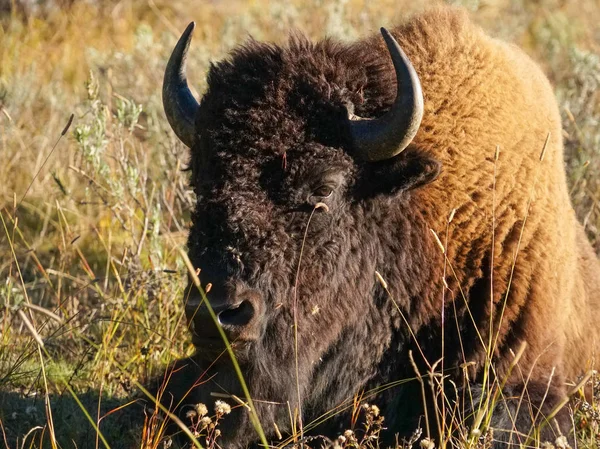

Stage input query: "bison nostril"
[{"left": 217, "top": 300, "right": 255, "bottom": 327}]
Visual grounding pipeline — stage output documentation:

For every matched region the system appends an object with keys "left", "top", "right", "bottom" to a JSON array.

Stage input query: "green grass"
[{"left": 0, "top": 0, "right": 599, "bottom": 448}]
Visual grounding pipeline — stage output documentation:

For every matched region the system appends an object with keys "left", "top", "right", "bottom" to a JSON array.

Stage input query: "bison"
[{"left": 154, "top": 7, "right": 600, "bottom": 448}]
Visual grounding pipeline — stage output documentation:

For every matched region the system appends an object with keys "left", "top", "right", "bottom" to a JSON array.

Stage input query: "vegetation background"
[{"left": 0, "top": 0, "right": 598, "bottom": 448}]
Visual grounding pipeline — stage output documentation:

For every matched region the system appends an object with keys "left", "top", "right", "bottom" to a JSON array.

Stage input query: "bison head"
[{"left": 161, "top": 22, "right": 442, "bottom": 445}]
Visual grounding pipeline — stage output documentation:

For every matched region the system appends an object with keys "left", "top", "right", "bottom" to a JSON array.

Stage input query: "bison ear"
[{"left": 363, "top": 149, "right": 441, "bottom": 197}]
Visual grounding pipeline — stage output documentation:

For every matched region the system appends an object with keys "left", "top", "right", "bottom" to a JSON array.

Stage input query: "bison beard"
[{"left": 151, "top": 6, "right": 600, "bottom": 448}]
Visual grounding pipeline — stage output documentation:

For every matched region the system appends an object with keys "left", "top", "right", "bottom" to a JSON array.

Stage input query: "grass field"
[{"left": 0, "top": 0, "right": 599, "bottom": 448}]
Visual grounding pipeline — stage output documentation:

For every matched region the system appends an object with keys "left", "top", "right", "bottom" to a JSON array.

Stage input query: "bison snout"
[
  {"left": 217, "top": 297, "right": 256, "bottom": 327},
  {"left": 187, "top": 287, "right": 265, "bottom": 346}
]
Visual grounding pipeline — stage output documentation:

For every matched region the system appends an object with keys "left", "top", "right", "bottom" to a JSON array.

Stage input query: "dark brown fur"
[{"left": 154, "top": 8, "right": 600, "bottom": 447}]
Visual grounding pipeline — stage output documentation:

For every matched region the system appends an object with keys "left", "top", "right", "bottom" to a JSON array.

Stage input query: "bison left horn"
[
  {"left": 163, "top": 22, "right": 199, "bottom": 148},
  {"left": 349, "top": 28, "right": 424, "bottom": 161}
]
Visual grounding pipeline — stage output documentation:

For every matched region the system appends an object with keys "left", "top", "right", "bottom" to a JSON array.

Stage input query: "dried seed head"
[
  {"left": 199, "top": 416, "right": 212, "bottom": 429},
  {"left": 273, "top": 421, "right": 283, "bottom": 440},
  {"left": 214, "top": 400, "right": 232, "bottom": 415},
  {"left": 195, "top": 403, "right": 208, "bottom": 417},
  {"left": 420, "top": 437, "right": 435, "bottom": 449},
  {"left": 429, "top": 229, "right": 445, "bottom": 254},
  {"left": 554, "top": 436, "right": 569, "bottom": 449},
  {"left": 369, "top": 404, "right": 380, "bottom": 417},
  {"left": 343, "top": 429, "right": 357, "bottom": 443},
  {"left": 448, "top": 208, "right": 456, "bottom": 223},
  {"left": 375, "top": 271, "right": 388, "bottom": 289}
]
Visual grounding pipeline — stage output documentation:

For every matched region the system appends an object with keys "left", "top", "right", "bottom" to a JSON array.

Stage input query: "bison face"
[
  {"left": 162, "top": 22, "right": 440, "bottom": 444},
  {"left": 185, "top": 142, "right": 357, "bottom": 360}
]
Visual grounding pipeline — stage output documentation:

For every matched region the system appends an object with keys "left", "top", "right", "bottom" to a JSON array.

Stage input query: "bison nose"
[
  {"left": 187, "top": 286, "right": 264, "bottom": 343},
  {"left": 217, "top": 296, "right": 256, "bottom": 327}
]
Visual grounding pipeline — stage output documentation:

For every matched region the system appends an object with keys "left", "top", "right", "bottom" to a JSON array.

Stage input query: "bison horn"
[
  {"left": 163, "top": 22, "right": 199, "bottom": 148},
  {"left": 349, "top": 28, "right": 423, "bottom": 161}
]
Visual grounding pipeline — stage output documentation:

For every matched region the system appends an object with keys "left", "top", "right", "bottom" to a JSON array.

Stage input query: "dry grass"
[{"left": 0, "top": 0, "right": 599, "bottom": 448}]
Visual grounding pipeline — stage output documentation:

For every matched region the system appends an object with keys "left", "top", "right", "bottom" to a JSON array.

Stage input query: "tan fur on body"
[{"left": 387, "top": 8, "right": 600, "bottom": 398}]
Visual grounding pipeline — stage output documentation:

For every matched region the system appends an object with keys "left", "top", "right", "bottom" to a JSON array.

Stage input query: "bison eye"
[{"left": 312, "top": 185, "right": 334, "bottom": 199}]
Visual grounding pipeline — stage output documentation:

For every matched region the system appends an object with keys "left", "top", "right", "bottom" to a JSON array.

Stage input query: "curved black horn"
[
  {"left": 163, "top": 22, "right": 199, "bottom": 148},
  {"left": 348, "top": 28, "right": 423, "bottom": 161}
]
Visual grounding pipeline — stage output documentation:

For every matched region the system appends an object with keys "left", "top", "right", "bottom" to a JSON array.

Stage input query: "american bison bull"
[{"left": 154, "top": 7, "right": 600, "bottom": 447}]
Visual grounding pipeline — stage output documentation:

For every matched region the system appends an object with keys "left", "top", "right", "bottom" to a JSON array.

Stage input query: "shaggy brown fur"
[{"left": 154, "top": 7, "right": 600, "bottom": 447}]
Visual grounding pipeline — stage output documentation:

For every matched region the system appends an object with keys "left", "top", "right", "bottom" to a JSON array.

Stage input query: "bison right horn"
[
  {"left": 163, "top": 22, "right": 199, "bottom": 148},
  {"left": 348, "top": 28, "right": 423, "bottom": 162}
]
